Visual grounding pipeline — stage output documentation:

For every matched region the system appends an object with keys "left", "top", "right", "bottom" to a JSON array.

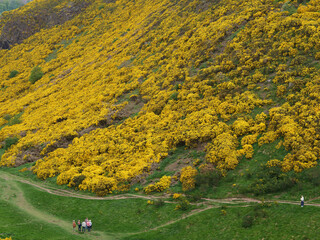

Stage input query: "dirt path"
[
  {"left": 1, "top": 170, "right": 320, "bottom": 239},
  {"left": 0, "top": 172, "right": 119, "bottom": 240},
  {"left": 1, "top": 172, "right": 312, "bottom": 207}
]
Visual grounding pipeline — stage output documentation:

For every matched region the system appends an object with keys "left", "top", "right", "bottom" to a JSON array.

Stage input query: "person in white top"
[
  {"left": 82, "top": 221, "right": 86, "bottom": 232},
  {"left": 301, "top": 195, "right": 304, "bottom": 207}
]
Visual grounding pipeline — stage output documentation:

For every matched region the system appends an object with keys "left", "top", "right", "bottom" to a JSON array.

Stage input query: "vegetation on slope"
[{"left": 0, "top": 0, "right": 319, "bottom": 196}]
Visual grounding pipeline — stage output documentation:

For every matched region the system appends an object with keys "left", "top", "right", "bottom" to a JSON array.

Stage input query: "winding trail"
[
  {"left": 1, "top": 170, "right": 320, "bottom": 239},
  {"left": 0, "top": 172, "right": 117, "bottom": 240}
]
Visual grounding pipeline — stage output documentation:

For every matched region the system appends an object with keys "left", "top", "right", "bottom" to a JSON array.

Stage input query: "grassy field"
[
  {"left": 123, "top": 204, "right": 320, "bottom": 240},
  {"left": 0, "top": 201, "right": 81, "bottom": 240},
  {"left": 0, "top": 169, "right": 198, "bottom": 240},
  {"left": 0, "top": 177, "right": 84, "bottom": 240},
  {"left": 20, "top": 182, "right": 186, "bottom": 234}
]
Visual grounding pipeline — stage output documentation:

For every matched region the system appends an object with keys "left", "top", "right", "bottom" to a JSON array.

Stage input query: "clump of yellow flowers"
[{"left": 144, "top": 176, "right": 171, "bottom": 194}]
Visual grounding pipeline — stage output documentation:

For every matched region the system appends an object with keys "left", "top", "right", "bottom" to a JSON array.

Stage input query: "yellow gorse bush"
[
  {"left": 180, "top": 166, "right": 197, "bottom": 191},
  {"left": 144, "top": 176, "right": 171, "bottom": 194}
]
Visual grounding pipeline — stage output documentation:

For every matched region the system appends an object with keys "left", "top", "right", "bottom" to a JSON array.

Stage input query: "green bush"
[
  {"left": 196, "top": 169, "right": 221, "bottom": 188},
  {"left": 301, "top": 167, "right": 320, "bottom": 186},
  {"left": 248, "top": 165, "right": 297, "bottom": 195},
  {"left": 179, "top": 198, "right": 190, "bottom": 210},
  {"left": 8, "top": 116, "right": 22, "bottom": 126},
  {"left": 3, "top": 136, "right": 19, "bottom": 150},
  {"left": 71, "top": 175, "right": 86, "bottom": 189},
  {"left": 175, "top": 196, "right": 190, "bottom": 211},
  {"left": 3, "top": 114, "right": 11, "bottom": 121},
  {"left": 242, "top": 214, "right": 254, "bottom": 228},
  {"left": 29, "top": 66, "right": 44, "bottom": 84},
  {"left": 5, "top": 112, "right": 23, "bottom": 126},
  {"left": 154, "top": 199, "right": 165, "bottom": 208},
  {"left": 169, "top": 92, "right": 179, "bottom": 101},
  {"left": 187, "top": 191, "right": 203, "bottom": 202},
  {"left": 8, "top": 70, "right": 19, "bottom": 78},
  {"left": 282, "top": 2, "right": 297, "bottom": 15}
]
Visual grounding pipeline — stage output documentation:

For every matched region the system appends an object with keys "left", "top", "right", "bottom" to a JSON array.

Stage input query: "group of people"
[{"left": 72, "top": 218, "right": 93, "bottom": 233}]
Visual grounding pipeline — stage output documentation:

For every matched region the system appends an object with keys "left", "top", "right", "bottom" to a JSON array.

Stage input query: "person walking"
[
  {"left": 85, "top": 217, "right": 88, "bottom": 231},
  {"left": 72, "top": 220, "right": 76, "bottom": 231},
  {"left": 77, "top": 220, "right": 81, "bottom": 232},
  {"left": 87, "top": 220, "right": 92, "bottom": 232},
  {"left": 301, "top": 195, "right": 304, "bottom": 207},
  {"left": 82, "top": 220, "right": 86, "bottom": 232}
]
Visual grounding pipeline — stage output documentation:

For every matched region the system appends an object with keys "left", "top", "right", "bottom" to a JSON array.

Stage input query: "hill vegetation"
[
  {"left": 0, "top": 0, "right": 319, "bottom": 198},
  {"left": 0, "top": 0, "right": 32, "bottom": 15}
]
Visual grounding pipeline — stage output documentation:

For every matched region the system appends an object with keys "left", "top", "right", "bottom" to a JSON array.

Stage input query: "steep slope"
[{"left": 0, "top": 0, "right": 319, "bottom": 195}]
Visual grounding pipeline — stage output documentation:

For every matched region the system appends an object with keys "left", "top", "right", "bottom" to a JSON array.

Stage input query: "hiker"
[
  {"left": 85, "top": 217, "right": 89, "bottom": 231},
  {"left": 77, "top": 220, "right": 81, "bottom": 231},
  {"left": 82, "top": 220, "right": 86, "bottom": 232},
  {"left": 72, "top": 220, "right": 76, "bottom": 232},
  {"left": 87, "top": 220, "right": 92, "bottom": 232},
  {"left": 301, "top": 195, "right": 304, "bottom": 207}
]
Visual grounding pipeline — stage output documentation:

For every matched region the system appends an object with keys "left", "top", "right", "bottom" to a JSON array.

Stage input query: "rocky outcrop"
[{"left": 0, "top": 0, "right": 92, "bottom": 49}]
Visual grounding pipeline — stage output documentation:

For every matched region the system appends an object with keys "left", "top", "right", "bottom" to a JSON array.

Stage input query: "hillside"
[
  {"left": 0, "top": 0, "right": 32, "bottom": 15},
  {"left": 0, "top": 0, "right": 320, "bottom": 197}
]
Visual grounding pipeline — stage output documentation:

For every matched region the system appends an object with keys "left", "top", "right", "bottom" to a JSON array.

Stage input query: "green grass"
[
  {"left": 0, "top": 112, "right": 23, "bottom": 131},
  {"left": 116, "top": 89, "right": 140, "bottom": 104},
  {"left": 274, "top": 164, "right": 320, "bottom": 201},
  {"left": 123, "top": 204, "right": 320, "bottom": 240},
  {"left": 0, "top": 179, "right": 82, "bottom": 240},
  {"left": 0, "top": 169, "right": 195, "bottom": 239},
  {"left": 45, "top": 48, "right": 58, "bottom": 62},
  {"left": 18, "top": 181, "right": 188, "bottom": 234},
  {"left": 0, "top": 200, "right": 81, "bottom": 240},
  {"left": 3, "top": 167, "right": 320, "bottom": 240}
]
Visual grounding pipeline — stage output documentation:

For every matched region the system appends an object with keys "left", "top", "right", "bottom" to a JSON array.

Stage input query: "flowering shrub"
[
  {"left": 238, "top": 144, "right": 254, "bottom": 159},
  {"left": 144, "top": 176, "right": 172, "bottom": 194},
  {"left": 266, "top": 159, "right": 282, "bottom": 168},
  {"left": 18, "top": 167, "right": 28, "bottom": 172},
  {"left": 180, "top": 166, "right": 198, "bottom": 191},
  {"left": 173, "top": 193, "right": 182, "bottom": 199},
  {"left": 206, "top": 133, "right": 240, "bottom": 170},
  {"left": 174, "top": 196, "right": 190, "bottom": 211}
]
